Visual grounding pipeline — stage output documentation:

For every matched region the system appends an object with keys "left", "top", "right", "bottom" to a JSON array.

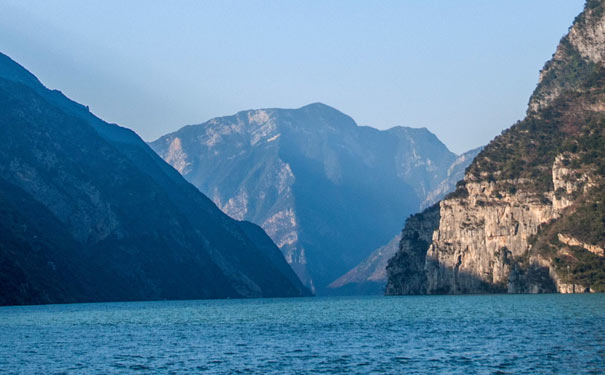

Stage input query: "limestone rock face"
[
  {"left": 424, "top": 158, "right": 589, "bottom": 294},
  {"left": 529, "top": 1, "right": 605, "bottom": 113},
  {"left": 568, "top": 2, "right": 605, "bottom": 64},
  {"left": 557, "top": 234, "right": 605, "bottom": 257},
  {"left": 387, "top": 0, "right": 605, "bottom": 295}
]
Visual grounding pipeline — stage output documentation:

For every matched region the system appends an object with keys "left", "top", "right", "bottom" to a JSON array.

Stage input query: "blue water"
[{"left": 0, "top": 295, "right": 604, "bottom": 374}]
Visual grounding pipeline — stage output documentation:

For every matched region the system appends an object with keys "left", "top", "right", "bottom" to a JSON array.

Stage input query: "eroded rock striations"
[
  {"left": 151, "top": 104, "right": 460, "bottom": 292},
  {"left": 0, "top": 53, "right": 310, "bottom": 306},
  {"left": 387, "top": 0, "right": 605, "bottom": 295}
]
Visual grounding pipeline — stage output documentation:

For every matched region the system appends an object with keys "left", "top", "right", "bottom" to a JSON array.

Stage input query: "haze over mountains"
[
  {"left": 151, "top": 105, "right": 478, "bottom": 293},
  {"left": 0, "top": 52, "right": 310, "bottom": 305},
  {"left": 0, "top": 48, "right": 478, "bottom": 305},
  {"left": 1, "top": 2, "right": 599, "bottom": 307}
]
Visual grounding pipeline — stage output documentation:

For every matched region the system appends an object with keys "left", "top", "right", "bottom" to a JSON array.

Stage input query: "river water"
[{"left": 0, "top": 294, "right": 603, "bottom": 374}]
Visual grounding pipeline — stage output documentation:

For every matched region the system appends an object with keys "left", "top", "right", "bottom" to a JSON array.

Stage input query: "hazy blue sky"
[{"left": 0, "top": 0, "right": 584, "bottom": 153}]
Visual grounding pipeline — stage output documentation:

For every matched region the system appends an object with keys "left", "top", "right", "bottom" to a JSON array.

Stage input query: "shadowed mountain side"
[
  {"left": 0, "top": 53, "right": 310, "bottom": 305},
  {"left": 385, "top": 205, "right": 439, "bottom": 295},
  {"left": 0, "top": 178, "right": 90, "bottom": 305}
]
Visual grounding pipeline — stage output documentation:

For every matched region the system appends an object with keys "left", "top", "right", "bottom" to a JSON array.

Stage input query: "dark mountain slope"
[
  {"left": 0, "top": 177, "right": 90, "bottom": 305},
  {"left": 0, "top": 54, "right": 309, "bottom": 305}
]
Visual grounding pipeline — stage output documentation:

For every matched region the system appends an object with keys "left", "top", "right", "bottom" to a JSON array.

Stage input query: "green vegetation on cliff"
[{"left": 387, "top": 0, "right": 605, "bottom": 295}]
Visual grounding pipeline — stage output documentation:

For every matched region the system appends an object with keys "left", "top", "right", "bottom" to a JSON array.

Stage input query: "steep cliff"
[
  {"left": 387, "top": 0, "right": 605, "bottom": 295},
  {"left": 0, "top": 53, "right": 310, "bottom": 305},
  {"left": 327, "top": 146, "right": 480, "bottom": 295},
  {"left": 385, "top": 205, "right": 441, "bottom": 295},
  {"left": 151, "top": 105, "right": 458, "bottom": 292}
]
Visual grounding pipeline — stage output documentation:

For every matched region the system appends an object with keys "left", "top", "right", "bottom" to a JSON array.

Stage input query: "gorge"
[{"left": 150, "top": 105, "right": 478, "bottom": 293}]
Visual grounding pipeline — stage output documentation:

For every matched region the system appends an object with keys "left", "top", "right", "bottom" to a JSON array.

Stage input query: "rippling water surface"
[{"left": 1, "top": 294, "right": 604, "bottom": 374}]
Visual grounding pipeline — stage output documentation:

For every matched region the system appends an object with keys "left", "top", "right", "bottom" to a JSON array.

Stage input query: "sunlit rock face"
[
  {"left": 529, "top": 1, "right": 605, "bottom": 114},
  {"left": 387, "top": 0, "right": 605, "bottom": 295},
  {"left": 151, "top": 103, "right": 460, "bottom": 292}
]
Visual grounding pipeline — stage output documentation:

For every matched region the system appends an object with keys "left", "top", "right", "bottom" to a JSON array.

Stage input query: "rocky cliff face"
[
  {"left": 0, "top": 53, "right": 310, "bottom": 306},
  {"left": 385, "top": 205, "right": 441, "bottom": 295},
  {"left": 151, "top": 104, "right": 458, "bottom": 292},
  {"left": 326, "top": 147, "right": 480, "bottom": 295},
  {"left": 529, "top": 0, "right": 605, "bottom": 114},
  {"left": 387, "top": 0, "right": 605, "bottom": 295},
  {"left": 424, "top": 180, "right": 562, "bottom": 294}
]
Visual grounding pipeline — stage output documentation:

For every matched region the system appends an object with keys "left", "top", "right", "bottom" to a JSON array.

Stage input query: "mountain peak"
[
  {"left": 528, "top": 0, "right": 605, "bottom": 113},
  {"left": 298, "top": 102, "right": 338, "bottom": 112},
  {"left": 151, "top": 102, "right": 460, "bottom": 292}
]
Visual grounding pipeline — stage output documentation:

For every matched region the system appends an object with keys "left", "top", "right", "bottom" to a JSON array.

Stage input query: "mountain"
[
  {"left": 421, "top": 146, "right": 484, "bottom": 209},
  {"left": 327, "top": 233, "right": 401, "bottom": 295},
  {"left": 327, "top": 147, "right": 481, "bottom": 294},
  {"left": 150, "top": 104, "right": 458, "bottom": 292},
  {"left": 0, "top": 52, "right": 310, "bottom": 306},
  {"left": 386, "top": 0, "right": 605, "bottom": 295}
]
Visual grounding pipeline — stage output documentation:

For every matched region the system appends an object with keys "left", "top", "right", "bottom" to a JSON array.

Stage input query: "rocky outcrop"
[
  {"left": 529, "top": 0, "right": 605, "bottom": 113},
  {"left": 425, "top": 181, "right": 555, "bottom": 293},
  {"left": 557, "top": 234, "right": 605, "bottom": 257},
  {"left": 151, "top": 104, "right": 459, "bottom": 292},
  {"left": 385, "top": 204, "right": 440, "bottom": 295},
  {"left": 422, "top": 152, "right": 596, "bottom": 294},
  {"left": 387, "top": 0, "right": 605, "bottom": 295}
]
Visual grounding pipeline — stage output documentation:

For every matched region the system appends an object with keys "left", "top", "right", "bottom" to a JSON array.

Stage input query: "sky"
[{"left": 0, "top": 0, "right": 585, "bottom": 154}]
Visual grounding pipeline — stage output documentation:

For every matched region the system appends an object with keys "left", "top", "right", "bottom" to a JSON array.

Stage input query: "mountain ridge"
[
  {"left": 151, "top": 103, "right": 459, "bottom": 292},
  {"left": 0, "top": 52, "right": 310, "bottom": 305}
]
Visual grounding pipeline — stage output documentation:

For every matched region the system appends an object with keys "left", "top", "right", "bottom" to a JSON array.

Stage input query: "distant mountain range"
[
  {"left": 0, "top": 52, "right": 310, "bottom": 306},
  {"left": 151, "top": 104, "right": 478, "bottom": 293}
]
